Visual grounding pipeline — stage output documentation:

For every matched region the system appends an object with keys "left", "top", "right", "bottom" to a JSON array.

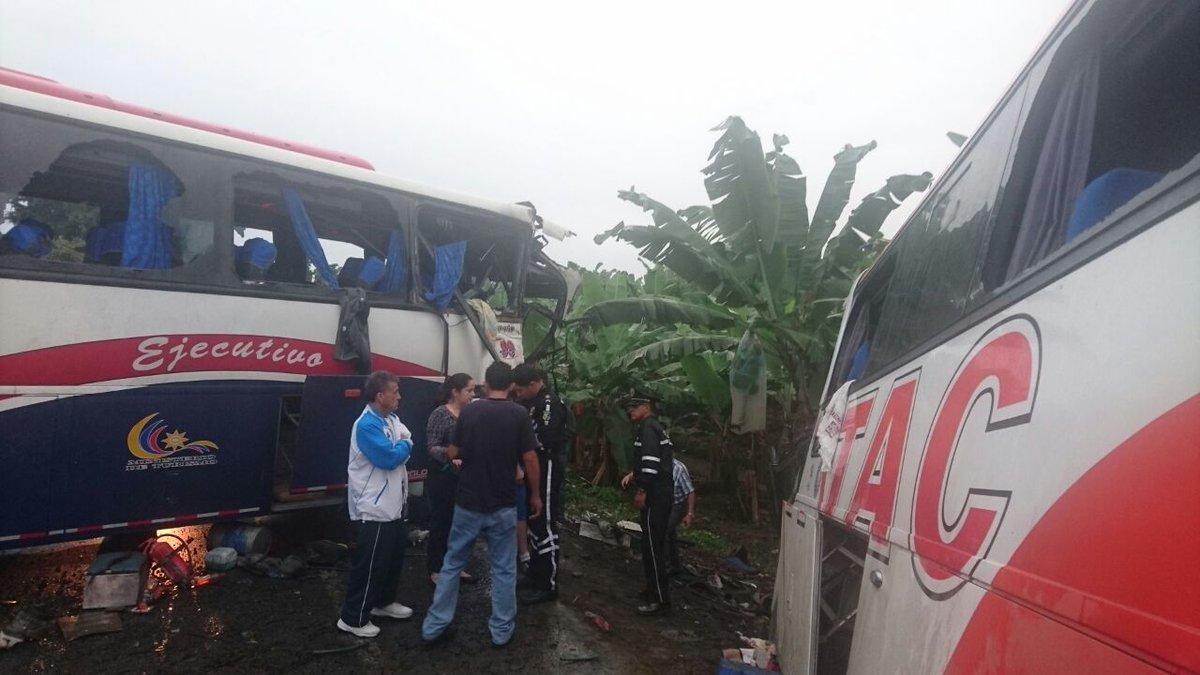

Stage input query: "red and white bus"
[
  {"left": 772, "top": 0, "right": 1198, "bottom": 671},
  {"left": 0, "top": 68, "right": 572, "bottom": 547}
]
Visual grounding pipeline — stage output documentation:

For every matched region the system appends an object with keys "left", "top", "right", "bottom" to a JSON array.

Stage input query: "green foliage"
[
  {"left": 7, "top": 197, "right": 99, "bottom": 263},
  {"left": 555, "top": 117, "right": 929, "bottom": 489},
  {"left": 581, "top": 296, "right": 738, "bottom": 329},
  {"left": 595, "top": 118, "right": 930, "bottom": 418}
]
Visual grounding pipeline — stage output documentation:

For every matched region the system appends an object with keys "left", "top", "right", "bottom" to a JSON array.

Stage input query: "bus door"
[
  {"left": 773, "top": 501, "right": 821, "bottom": 674},
  {"left": 280, "top": 375, "right": 439, "bottom": 500}
]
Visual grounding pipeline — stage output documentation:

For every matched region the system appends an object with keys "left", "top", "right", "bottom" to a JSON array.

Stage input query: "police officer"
[
  {"left": 624, "top": 392, "right": 673, "bottom": 616},
  {"left": 512, "top": 364, "right": 571, "bottom": 604}
]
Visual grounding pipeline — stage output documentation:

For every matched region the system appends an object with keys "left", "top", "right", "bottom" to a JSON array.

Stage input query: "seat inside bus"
[
  {"left": 7, "top": 140, "right": 186, "bottom": 269},
  {"left": 990, "top": 0, "right": 1200, "bottom": 282},
  {"left": 235, "top": 236, "right": 278, "bottom": 280}
]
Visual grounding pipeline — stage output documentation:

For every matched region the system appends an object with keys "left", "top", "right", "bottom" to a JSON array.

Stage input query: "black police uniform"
[
  {"left": 522, "top": 389, "right": 570, "bottom": 594},
  {"left": 635, "top": 415, "right": 674, "bottom": 608}
]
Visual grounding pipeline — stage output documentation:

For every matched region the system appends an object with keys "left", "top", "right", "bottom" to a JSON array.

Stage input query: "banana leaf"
[
  {"left": 809, "top": 140, "right": 877, "bottom": 249},
  {"left": 581, "top": 296, "right": 739, "bottom": 329},
  {"left": 703, "top": 116, "right": 780, "bottom": 253},
  {"left": 613, "top": 335, "right": 740, "bottom": 370}
]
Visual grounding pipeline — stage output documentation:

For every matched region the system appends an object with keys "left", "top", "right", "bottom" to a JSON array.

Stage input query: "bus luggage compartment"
[{"left": 0, "top": 381, "right": 284, "bottom": 547}]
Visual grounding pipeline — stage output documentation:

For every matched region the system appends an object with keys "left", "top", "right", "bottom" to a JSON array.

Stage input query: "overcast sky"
[{"left": 1, "top": 0, "right": 1071, "bottom": 273}]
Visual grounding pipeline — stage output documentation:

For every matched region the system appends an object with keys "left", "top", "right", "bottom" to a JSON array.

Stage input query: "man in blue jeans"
[{"left": 422, "top": 361, "right": 542, "bottom": 647}]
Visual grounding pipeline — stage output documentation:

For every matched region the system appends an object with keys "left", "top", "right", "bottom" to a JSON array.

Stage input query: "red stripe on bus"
[{"left": 0, "top": 334, "right": 439, "bottom": 386}]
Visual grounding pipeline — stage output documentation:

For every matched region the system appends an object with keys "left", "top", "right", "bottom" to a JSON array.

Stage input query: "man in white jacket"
[{"left": 337, "top": 370, "right": 415, "bottom": 638}]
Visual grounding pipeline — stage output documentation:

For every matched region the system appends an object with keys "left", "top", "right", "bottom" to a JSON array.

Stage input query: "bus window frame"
[
  {"left": 0, "top": 107, "right": 230, "bottom": 286},
  {"left": 828, "top": 0, "right": 1200, "bottom": 400},
  {"left": 0, "top": 103, "right": 550, "bottom": 318},
  {"left": 414, "top": 202, "right": 531, "bottom": 317},
  {"left": 837, "top": 155, "right": 1200, "bottom": 402}
]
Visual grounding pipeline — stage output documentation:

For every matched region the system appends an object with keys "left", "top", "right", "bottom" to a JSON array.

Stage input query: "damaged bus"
[
  {"left": 0, "top": 68, "right": 573, "bottom": 548},
  {"left": 772, "top": 0, "right": 1198, "bottom": 672}
]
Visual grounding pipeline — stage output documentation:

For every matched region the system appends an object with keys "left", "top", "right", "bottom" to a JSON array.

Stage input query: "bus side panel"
[
  {"left": 0, "top": 397, "right": 63, "bottom": 542},
  {"left": 773, "top": 502, "right": 820, "bottom": 674},
  {"left": 0, "top": 382, "right": 281, "bottom": 545},
  {"left": 290, "top": 375, "right": 440, "bottom": 492},
  {"left": 804, "top": 196, "right": 1199, "bottom": 671}
]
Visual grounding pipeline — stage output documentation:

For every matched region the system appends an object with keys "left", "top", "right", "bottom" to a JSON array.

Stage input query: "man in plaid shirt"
[{"left": 666, "top": 459, "right": 696, "bottom": 578}]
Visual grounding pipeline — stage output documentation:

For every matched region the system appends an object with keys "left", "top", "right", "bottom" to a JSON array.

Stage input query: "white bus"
[
  {"left": 0, "top": 67, "right": 572, "bottom": 546},
  {"left": 772, "top": 0, "right": 1199, "bottom": 672}
]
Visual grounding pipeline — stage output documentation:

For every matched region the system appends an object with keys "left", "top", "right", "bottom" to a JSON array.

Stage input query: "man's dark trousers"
[
  {"left": 639, "top": 492, "right": 672, "bottom": 605},
  {"left": 666, "top": 499, "right": 688, "bottom": 575},
  {"left": 426, "top": 468, "right": 456, "bottom": 576},
  {"left": 340, "top": 519, "right": 407, "bottom": 627},
  {"left": 527, "top": 451, "right": 560, "bottom": 591}
]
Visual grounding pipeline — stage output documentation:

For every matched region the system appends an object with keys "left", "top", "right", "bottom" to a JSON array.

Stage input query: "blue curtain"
[
  {"left": 121, "top": 163, "right": 177, "bottom": 269},
  {"left": 423, "top": 241, "right": 466, "bottom": 311},
  {"left": 377, "top": 230, "right": 407, "bottom": 293},
  {"left": 282, "top": 188, "right": 339, "bottom": 289}
]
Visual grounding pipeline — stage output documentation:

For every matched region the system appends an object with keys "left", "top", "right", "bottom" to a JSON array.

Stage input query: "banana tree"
[{"left": 591, "top": 116, "right": 932, "bottom": 483}]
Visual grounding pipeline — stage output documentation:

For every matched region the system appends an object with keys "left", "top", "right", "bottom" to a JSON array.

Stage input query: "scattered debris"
[
  {"left": 578, "top": 521, "right": 619, "bottom": 546},
  {"left": 719, "top": 634, "right": 779, "bottom": 671},
  {"left": 83, "top": 551, "right": 148, "bottom": 610},
  {"left": 720, "top": 555, "right": 756, "bottom": 575},
  {"left": 240, "top": 554, "right": 306, "bottom": 578},
  {"left": 408, "top": 529, "right": 430, "bottom": 546},
  {"left": 616, "top": 521, "right": 642, "bottom": 548},
  {"left": 583, "top": 610, "right": 612, "bottom": 633},
  {"left": 57, "top": 611, "right": 123, "bottom": 641},
  {"left": 192, "top": 573, "right": 224, "bottom": 588},
  {"left": 205, "top": 547, "right": 238, "bottom": 572},
  {"left": 208, "top": 523, "right": 273, "bottom": 555},
  {"left": 1, "top": 607, "right": 55, "bottom": 650},
  {"left": 707, "top": 572, "right": 724, "bottom": 590},
  {"left": 304, "top": 540, "right": 348, "bottom": 567}
]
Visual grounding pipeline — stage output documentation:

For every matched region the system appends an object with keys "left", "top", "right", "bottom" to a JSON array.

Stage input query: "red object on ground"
[
  {"left": 192, "top": 573, "right": 224, "bottom": 588},
  {"left": 140, "top": 535, "right": 193, "bottom": 587},
  {"left": 583, "top": 611, "right": 612, "bottom": 632},
  {"left": 0, "top": 67, "right": 375, "bottom": 171}
]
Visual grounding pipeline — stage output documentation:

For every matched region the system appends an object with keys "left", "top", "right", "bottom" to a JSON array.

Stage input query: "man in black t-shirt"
[{"left": 421, "top": 362, "right": 542, "bottom": 648}]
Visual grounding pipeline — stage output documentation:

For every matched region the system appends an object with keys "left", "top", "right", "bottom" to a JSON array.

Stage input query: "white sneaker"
[
  {"left": 370, "top": 602, "right": 414, "bottom": 620},
  {"left": 336, "top": 619, "right": 381, "bottom": 638}
]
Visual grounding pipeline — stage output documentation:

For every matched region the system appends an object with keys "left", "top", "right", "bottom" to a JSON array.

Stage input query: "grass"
[{"left": 565, "top": 474, "right": 732, "bottom": 555}]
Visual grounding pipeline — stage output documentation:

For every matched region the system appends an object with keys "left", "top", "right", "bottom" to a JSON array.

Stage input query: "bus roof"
[
  {"left": 0, "top": 68, "right": 572, "bottom": 238},
  {"left": 0, "top": 67, "right": 375, "bottom": 171}
]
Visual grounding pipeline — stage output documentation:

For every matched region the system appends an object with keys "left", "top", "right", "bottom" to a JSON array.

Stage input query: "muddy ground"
[{"left": 0, "top": 499, "right": 776, "bottom": 674}]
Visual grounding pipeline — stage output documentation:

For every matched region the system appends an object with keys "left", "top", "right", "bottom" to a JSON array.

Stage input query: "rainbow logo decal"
[{"left": 126, "top": 413, "right": 219, "bottom": 461}]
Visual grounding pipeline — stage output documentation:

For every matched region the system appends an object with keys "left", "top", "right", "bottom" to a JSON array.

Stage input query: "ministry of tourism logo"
[{"left": 125, "top": 413, "right": 219, "bottom": 471}]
